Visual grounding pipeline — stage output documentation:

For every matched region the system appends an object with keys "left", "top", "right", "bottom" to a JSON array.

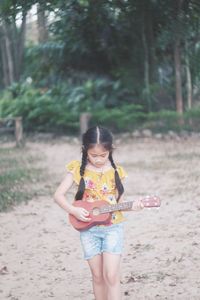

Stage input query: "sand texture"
[{"left": 0, "top": 137, "right": 200, "bottom": 299}]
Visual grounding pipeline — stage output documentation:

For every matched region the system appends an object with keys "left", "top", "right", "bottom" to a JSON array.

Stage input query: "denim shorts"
[{"left": 80, "top": 223, "right": 124, "bottom": 260}]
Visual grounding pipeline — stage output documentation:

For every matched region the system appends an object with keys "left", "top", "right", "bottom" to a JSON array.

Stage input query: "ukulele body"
[{"left": 69, "top": 200, "right": 112, "bottom": 231}]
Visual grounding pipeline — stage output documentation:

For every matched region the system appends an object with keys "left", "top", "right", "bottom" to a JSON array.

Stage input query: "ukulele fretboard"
[{"left": 99, "top": 201, "right": 133, "bottom": 214}]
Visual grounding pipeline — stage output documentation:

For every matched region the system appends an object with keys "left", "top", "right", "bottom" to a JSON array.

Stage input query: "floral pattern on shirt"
[
  {"left": 107, "top": 195, "right": 115, "bottom": 203},
  {"left": 111, "top": 213, "right": 117, "bottom": 221},
  {"left": 84, "top": 178, "right": 96, "bottom": 190},
  {"left": 101, "top": 183, "right": 109, "bottom": 194},
  {"left": 66, "top": 160, "right": 127, "bottom": 224}
]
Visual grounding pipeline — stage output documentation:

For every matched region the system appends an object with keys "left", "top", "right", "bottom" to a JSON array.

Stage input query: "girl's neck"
[{"left": 86, "top": 161, "right": 111, "bottom": 173}]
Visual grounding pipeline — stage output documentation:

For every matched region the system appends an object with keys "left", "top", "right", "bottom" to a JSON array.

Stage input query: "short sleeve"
[
  {"left": 66, "top": 160, "right": 81, "bottom": 184},
  {"left": 117, "top": 166, "right": 128, "bottom": 180}
]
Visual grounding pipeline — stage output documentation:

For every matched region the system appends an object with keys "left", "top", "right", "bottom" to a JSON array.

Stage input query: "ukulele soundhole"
[{"left": 92, "top": 207, "right": 100, "bottom": 216}]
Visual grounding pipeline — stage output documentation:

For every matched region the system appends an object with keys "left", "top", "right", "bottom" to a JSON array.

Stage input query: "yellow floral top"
[{"left": 66, "top": 160, "right": 127, "bottom": 225}]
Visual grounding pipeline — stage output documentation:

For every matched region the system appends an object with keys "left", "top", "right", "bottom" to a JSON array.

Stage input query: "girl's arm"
[
  {"left": 54, "top": 173, "right": 91, "bottom": 222},
  {"left": 54, "top": 173, "right": 75, "bottom": 214}
]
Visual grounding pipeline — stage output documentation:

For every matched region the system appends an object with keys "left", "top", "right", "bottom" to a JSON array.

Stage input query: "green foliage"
[
  {"left": 184, "top": 108, "right": 200, "bottom": 131},
  {"left": 92, "top": 104, "right": 146, "bottom": 132},
  {"left": 185, "top": 108, "right": 200, "bottom": 119},
  {"left": 0, "top": 79, "right": 136, "bottom": 133},
  {"left": 1, "top": 80, "right": 200, "bottom": 134},
  {"left": 144, "top": 109, "right": 200, "bottom": 132},
  {"left": 0, "top": 82, "right": 78, "bottom": 132},
  {"left": 24, "top": 42, "right": 65, "bottom": 86},
  {"left": 145, "top": 110, "right": 181, "bottom": 132},
  {"left": 0, "top": 0, "right": 34, "bottom": 18},
  {"left": 1, "top": 0, "right": 200, "bottom": 114}
]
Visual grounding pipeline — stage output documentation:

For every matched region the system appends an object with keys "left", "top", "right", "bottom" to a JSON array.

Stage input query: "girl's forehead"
[{"left": 87, "top": 144, "right": 109, "bottom": 154}]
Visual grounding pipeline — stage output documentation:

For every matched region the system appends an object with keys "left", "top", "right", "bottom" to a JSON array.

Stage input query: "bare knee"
[
  {"left": 91, "top": 270, "right": 104, "bottom": 284},
  {"left": 104, "top": 271, "right": 120, "bottom": 286}
]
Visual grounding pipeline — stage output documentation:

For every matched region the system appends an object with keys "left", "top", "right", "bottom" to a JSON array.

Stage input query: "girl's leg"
[
  {"left": 87, "top": 254, "right": 107, "bottom": 300},
  {"left": 103, "top": 253, "right": 122, "bottom": 300}
]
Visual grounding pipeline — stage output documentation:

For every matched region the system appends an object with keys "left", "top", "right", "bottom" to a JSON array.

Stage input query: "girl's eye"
[
  {"left": 91, "top": 154, "right": 107, "bottom": 158},
  {"left": 90, "top": 154, "right": 98, "bottom": 158}
]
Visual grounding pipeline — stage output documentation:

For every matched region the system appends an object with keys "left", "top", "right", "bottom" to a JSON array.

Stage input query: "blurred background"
[
  {"left": 1, "top": 2, "right": 200, "bottom": 299},
  {"left": 0, "top": 0, "right": 200, "bottom": 134}
]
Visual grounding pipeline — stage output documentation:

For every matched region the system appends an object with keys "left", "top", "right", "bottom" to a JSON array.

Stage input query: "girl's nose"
[{"left": 95, "top": 158, "right": 103, "bottom": 163}]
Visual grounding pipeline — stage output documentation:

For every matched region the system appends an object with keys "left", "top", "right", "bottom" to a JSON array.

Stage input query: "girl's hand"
[
  {"left": 131, "top": 199, "right": 144, "bottom": 211},
  {"left": 72, "top": 207, "right": 91, "bottom": 222}
]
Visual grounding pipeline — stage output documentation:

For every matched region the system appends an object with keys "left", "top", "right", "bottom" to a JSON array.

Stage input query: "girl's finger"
[
  {"left": 140, "top": 202, "right": 144, "bottom": 208},
  {"left": 82, "top": 216, "right": 91, "bottom": 222},
  {"left": 83, "top": 209, "right": 89, "bottom": 216}
]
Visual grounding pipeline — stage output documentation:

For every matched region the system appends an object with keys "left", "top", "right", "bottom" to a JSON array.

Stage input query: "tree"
[
  {"left": 174, "top": 0, "right": 184, "bottom": 114},
  {"left": 37, "top": 1, "right": 48, "bottom": 43},
  {"left": 0, "top": 0, "right": 34, "bottom": 87}
]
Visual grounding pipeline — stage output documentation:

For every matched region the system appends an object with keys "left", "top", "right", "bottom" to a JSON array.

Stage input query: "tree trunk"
[
  {"left": 11, "top": 21, "right": 18, "bottom": 81},
  {"left": 37, "top": 3, "right": 48, "bottom": 43},
  {"left": 185, "top": 41, "right": 192, "bottom": 109},
  {"left": 174, "top": 0, "right": 184, "bottom": 115},
  {"left": 147, "top": 7, "right": 156, "bottom": 84},
  {"left": 16, "top": 12, "right": 27, "bottom": 81},
  {"left": 2, "top": 21, "right": 15, "bottom": 85},
  {"left": 0, "top": 12, "right": 27, "bottom": 87},
  {"left": 142, "top": 8, "right": 151, "bottom": 111},
  {"left": 0, "top": 28, "right": 10, "bottom": 86},
  {"left": 174, "top": 39, "right": 183, "bottom": 114}
]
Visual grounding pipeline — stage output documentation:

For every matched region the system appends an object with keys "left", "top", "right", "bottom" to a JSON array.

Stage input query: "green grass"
[{"left": 0, "top": 147, "right": 43, "bottom": 212}]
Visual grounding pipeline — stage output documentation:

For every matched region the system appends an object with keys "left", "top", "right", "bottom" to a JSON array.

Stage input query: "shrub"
[
  {"left": 0, "top": 83, "right": 79, "bottom": 133},
  {"left": 184, "top": 108, "right": 200, "bottom": 131},
  {"left": 145, "top": 110, "right": 181, "bottom": 132},
  {"left": 92, "top": 104, "right": 146, "bottom": 132},
  {"left": 1, "top": 81, "right": 200, "bottom": 134},
  {"left": 0, "top": 79, "right": 137, "bottom": 133}
]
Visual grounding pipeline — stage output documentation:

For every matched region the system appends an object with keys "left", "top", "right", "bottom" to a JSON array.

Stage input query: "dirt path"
[{"left": 0, "top": 137, "right": 200, "bottom": 299}]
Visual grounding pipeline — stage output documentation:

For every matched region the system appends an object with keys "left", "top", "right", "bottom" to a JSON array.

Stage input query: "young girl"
[{"left": 54, "top": 126, "right": 143, "bottom": 300}]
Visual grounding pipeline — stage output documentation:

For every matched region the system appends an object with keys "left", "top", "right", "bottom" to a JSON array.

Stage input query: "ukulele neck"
[{"left": 99, "top": 201, "right": 133, "bottom": 214}]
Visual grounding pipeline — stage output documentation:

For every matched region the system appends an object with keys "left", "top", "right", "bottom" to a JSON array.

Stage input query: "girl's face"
[{"left": 87, "top": 144, "right": 110, "bottom": 168}]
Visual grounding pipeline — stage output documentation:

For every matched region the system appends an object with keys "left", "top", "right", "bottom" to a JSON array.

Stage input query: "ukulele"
[{"left": 69, "top": 196, "right": 161, "bottom": 231}]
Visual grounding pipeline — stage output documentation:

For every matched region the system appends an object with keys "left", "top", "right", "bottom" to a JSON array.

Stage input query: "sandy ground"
[{"left": 0, "top": 136, "right": 200, "bottom": 300}]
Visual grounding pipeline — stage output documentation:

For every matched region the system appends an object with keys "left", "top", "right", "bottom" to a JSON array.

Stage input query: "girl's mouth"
[{"left": 95, "top": 163, "right": 103, "bottom": 167}]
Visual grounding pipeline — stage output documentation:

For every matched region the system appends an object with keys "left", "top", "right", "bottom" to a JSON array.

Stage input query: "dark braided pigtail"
[
  {"left": 109, "top": 152, "right": 124, "bottom": 202},
  {"left": 76, "top": 126, "right": 122, "bottom": 201},
  {"left": 75, "top": 149, "right": 87, "bottom": 200}
]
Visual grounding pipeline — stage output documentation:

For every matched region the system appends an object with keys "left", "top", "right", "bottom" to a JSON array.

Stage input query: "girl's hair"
[{"left": 75, "top": 126, "right": 124, "bottom": 202}]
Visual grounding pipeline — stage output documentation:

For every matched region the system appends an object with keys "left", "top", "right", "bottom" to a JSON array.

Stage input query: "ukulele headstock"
[{"left": 141, "top": 195, "right": 161, "bottom": 208}]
